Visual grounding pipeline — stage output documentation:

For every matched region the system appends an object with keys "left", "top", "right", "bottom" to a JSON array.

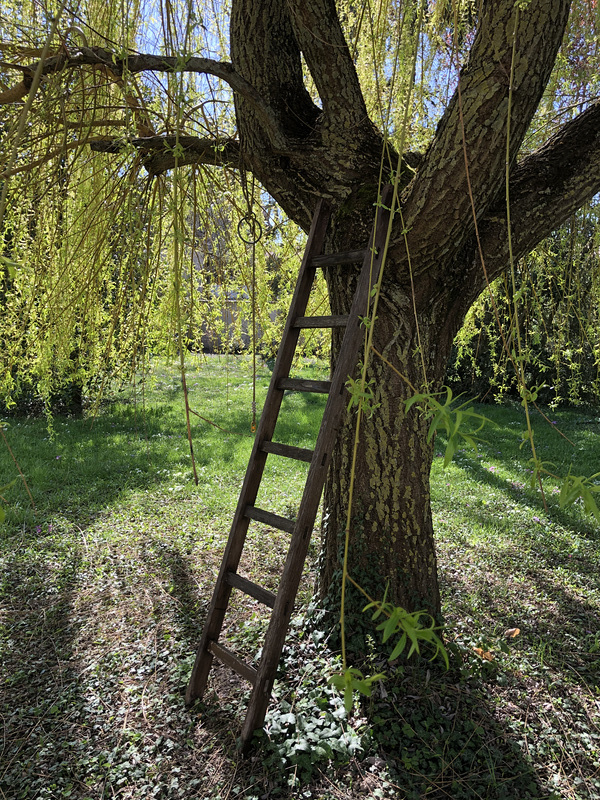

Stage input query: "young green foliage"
[
  {"left": 364, "top": 587, "right": 448, "bottom": 670},
  {"left": 559, "top": 470, "right": 600, "bottom": 523},
  {"left": 329, "top": 667, "right": 386, "bottom": 715},
  {"left": 331, "top": 585, "right": 448, "bottom": 714},
  {"left": 405, "top": 387, "right": 494, "bottom": 466}
]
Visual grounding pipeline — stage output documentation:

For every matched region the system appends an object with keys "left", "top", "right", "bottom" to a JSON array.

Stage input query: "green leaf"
[
  {"left": 558, "top": 471, "right": 600, "bottom": 521},
  {"left": 0, "top": 255, "right": 20, "bottom": 279},
  {"left": 389, "top": 632, "right": 407, "bottom": 661},
  {"left": 343, "top": 683, "right": 353, "bottom": 713},
  {"left": 381, "top": 611, "right": 400, "bottom": 643},
  {"left": 405, "top": 386, "right": 494, "bottom": 467}
]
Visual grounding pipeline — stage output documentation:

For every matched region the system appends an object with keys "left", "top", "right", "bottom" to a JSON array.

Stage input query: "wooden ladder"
[{"left": 185, "top": 185, "right": 393, "bottom": 750}]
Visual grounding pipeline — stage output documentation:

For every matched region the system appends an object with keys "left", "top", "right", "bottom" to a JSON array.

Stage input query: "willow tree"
[
  {"left": 449, "top": 203, "right": 600, "bottom": 406},
  {"left": 1, "top": 0, "right": 599, "bottom": 618}
]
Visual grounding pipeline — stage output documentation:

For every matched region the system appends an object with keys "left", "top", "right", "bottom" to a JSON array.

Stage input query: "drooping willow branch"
[{"left": 0, "top": 47, "right": 289, "bottom": 149}]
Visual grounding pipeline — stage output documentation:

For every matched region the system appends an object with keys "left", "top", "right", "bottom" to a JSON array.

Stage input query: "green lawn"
[{"left": 1, "top": 356, "right": 599, "bottom": 799}]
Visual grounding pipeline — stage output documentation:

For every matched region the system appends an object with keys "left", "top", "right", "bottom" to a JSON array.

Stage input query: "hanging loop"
[{"left": 237, "top": 213, "right": 262, "bottom": 245}]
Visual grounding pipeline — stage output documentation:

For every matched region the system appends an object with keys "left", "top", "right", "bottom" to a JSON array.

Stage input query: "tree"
[
  {"left": 447, "top": 204, "right": 600, "bottom": 406},
  {"left": 1, "top": 0, "right": 599, "bottom": 623}
]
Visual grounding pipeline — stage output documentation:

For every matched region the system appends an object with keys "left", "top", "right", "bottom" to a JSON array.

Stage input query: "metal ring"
[{"left": 237, "top": 213, "right": 262, "bottom": 245}]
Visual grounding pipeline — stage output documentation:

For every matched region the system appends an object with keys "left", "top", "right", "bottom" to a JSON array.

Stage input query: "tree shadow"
[
  {"left": 0, "top": 541, "right": 86, "bottom": 797},
  {"left": 1, "top": 401, "right": 255, "bottom": 533},
  {"left": 440, "top": 532, "right": 600, "bottom": 676},
  {"left": 446, "top": 450, "right": 600, "bottom": 540},
  {"left": 146, "top": 540, "right": 210, "bottom": 644},
  {"left": 365, "top": 665, "right": 548, "bottom": 800}
]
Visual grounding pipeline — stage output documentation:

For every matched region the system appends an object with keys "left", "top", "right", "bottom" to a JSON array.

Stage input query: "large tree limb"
[
  {"left": 473, "top": 99, "right": 600, "bottom": 288},
  {"left": 0, "top": 46, "right": 287, "bottom": 149},
  {"left": 89, "top": 135, "right": 241, "bottom": 174},
  {"left": 287, "top": 0, "right": 369, "bottom": 129},
  {"left": 400, "top": 0, "right": 571, "bottom": 274},
  {"left": 230, "top": 0, "right": 320, "bottom": 145}
]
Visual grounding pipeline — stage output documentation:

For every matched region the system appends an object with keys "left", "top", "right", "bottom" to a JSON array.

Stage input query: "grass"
[{"left": 1, "top": 356, "right": 599, "bottom": 799}]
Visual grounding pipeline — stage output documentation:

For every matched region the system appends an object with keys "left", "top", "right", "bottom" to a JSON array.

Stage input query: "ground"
[{"left": 1, "top": 357, "right": 599, "bottom": 799}]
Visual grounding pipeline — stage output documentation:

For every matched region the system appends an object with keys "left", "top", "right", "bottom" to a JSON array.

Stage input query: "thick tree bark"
[
  {"left": 318, "top": 220, "right": 471, "bottom": 616},
  {"left": 320, "top": 276, "right": 450, "bottom": 617}
]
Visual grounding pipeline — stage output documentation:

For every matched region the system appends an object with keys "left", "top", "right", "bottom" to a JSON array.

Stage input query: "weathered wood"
[
  {"left": 293, "top": 314, "right": 349, "bottom": 328},
  {"left": 311, "top": 249, "right": 369, "bottom": 267},
  {"left": 208, "top": 641, "right": 258, "bottom": 684},
  {"left": 185, "top": 198, "right": 331, "bottom": 706},
  {"left": 239, "top": 185, "right": 394, "bottom": 749},
  {"left": 261, "top": 441, "right": 314, "bottom": 463},
  {"left": 225, "top": 572, "right": 277, "bottom": 608},
  {"left": 187, "top": 187, "right": 394, "bottom": 753},
  {"left": 277, "top": 378, "right": 332, "bottom": 393},
  {"left": 244, "top": 505, "right": 295, "bottom": 534}
]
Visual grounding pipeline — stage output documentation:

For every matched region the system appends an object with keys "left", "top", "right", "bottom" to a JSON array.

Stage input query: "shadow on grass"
[
  {"left": 449, "top": 451, "right": 600, "bottom": 540},
  {"left": 0, "top": 522, "right": 255, "bottom": 799},
  {"left": 149, "top": 540, "right": 210, "bottom": 644},
  {"left": 366, "top": 665, "right": 546, "bottom": 800},
  {"left": 0, "top": 539, "right": 86, "bottom": 797},
  {"left": 441, "top": 533, "right": 600, "bottom": 677},
  {"left": 241, "top": 618, "right": 550, "bottom": 800}
]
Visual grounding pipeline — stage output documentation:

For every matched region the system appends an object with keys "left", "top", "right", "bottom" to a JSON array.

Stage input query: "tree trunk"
[
  {"left": 320, "top": 333, "right": 442, "bottom": 619},
  {"left": 318, "top": 240, "right": 467, "bottom": 622},
  {"left": 225, "top": 0, "right": 574, "bottom": 635}
]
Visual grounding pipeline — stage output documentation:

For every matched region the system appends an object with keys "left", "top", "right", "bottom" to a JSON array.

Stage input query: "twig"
[
  {"left": 0, "top": 425, "right": 36, "bottom": 511},
  {"left": 188, "top": 407, "right": 248, "bottom": 437}
]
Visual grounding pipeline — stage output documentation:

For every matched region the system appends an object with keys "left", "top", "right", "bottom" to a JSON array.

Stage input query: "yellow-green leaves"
[
  {"left": 329, "top": 667, "right": 386, "bottom": 714},
  {"left": 364, "top": 592, "right": 449, "bottom": 670},
  {"left": 330, "top": 588, "right": 448, "bottom": 714},
  {"left": 405, "top": 387, "right": 494, "bottom": 466},
  {"left": 346, "top": 370, "right": 381, "bottom": 419},
  {"left": 559, "top": 470, "right": 600, "bottom": 523},
  {"left": 0, "top": 255, "right": 20, "bottom": 280}
]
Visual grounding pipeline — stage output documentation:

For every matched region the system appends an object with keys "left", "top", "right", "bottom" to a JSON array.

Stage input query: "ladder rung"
[
  {"left": 261, "top": 441, "right": 314, "bottom": 463},
  {"left": 293, "top": 315, "right": 349, "bottom": 329},
  {"left": 244, "top": 505, "right": 296, "bottom": 533},
  {"left": 209, "top": 641, "right": 258, "bottom": 684},
  {"left": 278, "top": 378, "right": 331, "bottom": 394},
  {"left": 311, "top": 249, "right": 368, "bottom": 267},
  {"left": 226, "top": 571, "right": 276, "bottom": 608}
]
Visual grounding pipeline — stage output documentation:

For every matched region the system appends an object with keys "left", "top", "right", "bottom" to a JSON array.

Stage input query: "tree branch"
[
  {"left": 286, "top": 0, "right": 369, "bottom": 129},
  {"left": 230, "top": 0, "right": 321, "bottom": 145},
  {"left": 89, "top": 135, "right": 241, "bottom": 174},
  {"left": 476, "top": 99, "right": 600, "bottom": 284},
  {"left": 0, "top": 46, "right": 287, "bottom": 149},
  {"left": 400, "top": 0, "right": 570, "bottom": 274}
]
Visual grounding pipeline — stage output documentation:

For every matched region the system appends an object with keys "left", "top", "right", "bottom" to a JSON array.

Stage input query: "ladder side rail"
[
  {"left": 186, "top": 199, "right": 331, "bottom": 705},
  {"left": 239, "top": 187, "right": 394, "bottom": 745}
]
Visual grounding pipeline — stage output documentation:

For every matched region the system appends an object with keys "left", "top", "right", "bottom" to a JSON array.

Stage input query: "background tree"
[
  {"left": 448, "top": 203, "right": 600, "bottom": 407},
  {"left": 1, "top": 0, "right": 599, "bottom": 627}
]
